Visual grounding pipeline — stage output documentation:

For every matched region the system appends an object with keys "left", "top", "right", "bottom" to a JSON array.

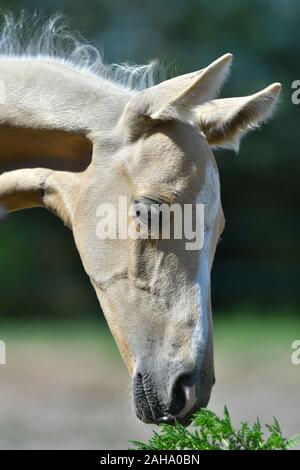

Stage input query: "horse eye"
[{"left": 134, "top": 198, "right": 162, "bottom": 234}]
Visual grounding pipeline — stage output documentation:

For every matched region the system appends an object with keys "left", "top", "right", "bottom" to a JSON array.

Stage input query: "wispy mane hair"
[{"left": 0, "top": 11, "right": 165, "bottom": 91}]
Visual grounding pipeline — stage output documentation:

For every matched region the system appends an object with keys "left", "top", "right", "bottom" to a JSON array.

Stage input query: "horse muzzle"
[{"left": 132, "top": 366, "right": 214, "bottom": 426}]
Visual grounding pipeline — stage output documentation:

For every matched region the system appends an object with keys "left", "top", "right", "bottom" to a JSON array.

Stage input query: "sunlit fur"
[{"left": 0, "top": 11, "right": 165, "bottom": 91}]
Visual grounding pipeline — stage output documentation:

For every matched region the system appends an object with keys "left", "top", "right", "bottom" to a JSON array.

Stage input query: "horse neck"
[
  {"left": 0, "top": 56, "right": 134, "bottom": 129},
  {"left": 0, "top": 57, "right": 134, "bottom": 175}
]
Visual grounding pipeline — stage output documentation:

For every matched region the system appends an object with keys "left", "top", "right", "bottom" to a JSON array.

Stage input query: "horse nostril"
[
  {"left": 133, "top": 370, "right": 163, "bottom": 423},
  {"left": 170, "top": 374, "right": 197, "bottom": 418}
]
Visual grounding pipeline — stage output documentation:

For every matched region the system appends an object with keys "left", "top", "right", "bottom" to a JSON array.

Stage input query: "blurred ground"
[{"left": 0, "top": 312, "right": 299, "bottom": 450}]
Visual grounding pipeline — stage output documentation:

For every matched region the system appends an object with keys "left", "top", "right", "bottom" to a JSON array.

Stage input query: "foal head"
[
  {"left": 71, "top": 54, "right": 280, "bottom": 424},
  {"left": 0, "top": 23, "right": 280, "bottom": 425}
]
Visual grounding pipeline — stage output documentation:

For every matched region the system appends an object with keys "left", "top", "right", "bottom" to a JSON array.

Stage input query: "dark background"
[{"left": 0, "top": 0, "right": 299, "bottom": 318}]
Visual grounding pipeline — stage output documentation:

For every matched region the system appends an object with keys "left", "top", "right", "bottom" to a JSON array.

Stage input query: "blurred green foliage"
[
  {"left": 130, "top": 407, "right": 300, "bottom": 450},
  {"left": 0, "top": 0, "right": 299, "bottom": 317}
]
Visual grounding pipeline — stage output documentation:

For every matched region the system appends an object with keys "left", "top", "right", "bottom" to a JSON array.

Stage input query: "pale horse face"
[
  {"left": 73, "top": 120, "right": 224, "bottom": 425},
  {"left": 0, "top": 46, "right": 280, "bottom": 426}
]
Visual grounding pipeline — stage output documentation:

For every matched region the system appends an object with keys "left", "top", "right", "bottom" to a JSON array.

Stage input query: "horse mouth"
[
  {"left": 133, "top": 371, "right": 211, "bottom": 426},
  {"left": 157, "top": 392, "right": 211, "bottom": 427},
  {"left": 136, "top": 400, "right": 208, "bottom": 427}
]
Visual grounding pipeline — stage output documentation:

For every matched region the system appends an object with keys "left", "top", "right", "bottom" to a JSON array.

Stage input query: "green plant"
[{"left": 130, "top": 407, "right": 300, "bottom": 450}]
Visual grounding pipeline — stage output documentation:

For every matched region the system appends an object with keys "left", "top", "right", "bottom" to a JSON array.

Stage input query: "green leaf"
[{"left": 129, "top": 407, "right": 300, "bottom": 451}]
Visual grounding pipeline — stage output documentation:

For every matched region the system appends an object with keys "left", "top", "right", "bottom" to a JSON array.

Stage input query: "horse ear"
[
  {"left": 194, "top": 82, "right": 281, "bottom": 151},
  {"left": 121, "top": 53, "right": 232, "bottom": 137}
]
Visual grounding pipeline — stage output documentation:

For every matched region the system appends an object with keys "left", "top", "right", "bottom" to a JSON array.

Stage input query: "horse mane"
[{"left": 0, "top": 11, "right": 165, "bottom": 91}]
